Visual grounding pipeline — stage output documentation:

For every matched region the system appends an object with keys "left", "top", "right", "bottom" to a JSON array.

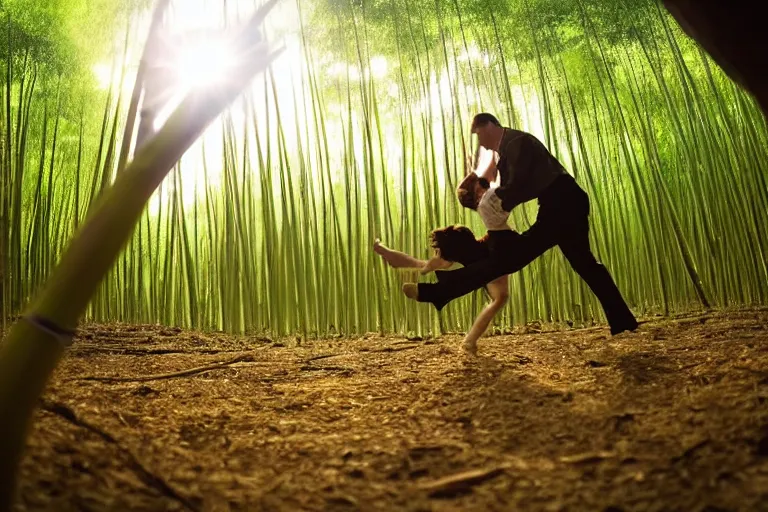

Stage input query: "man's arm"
[
  {"left": 459, "top": 149, "right": 498, "bottom": 191},
  {"left": 462, "top": 275, "right": 509, "bottom": 355},
  {"left": 476, "top": 149, "right": 498, "bottom": 184},
  {"left": 496, "top": 133, "right": 533, "bottom": 202}
]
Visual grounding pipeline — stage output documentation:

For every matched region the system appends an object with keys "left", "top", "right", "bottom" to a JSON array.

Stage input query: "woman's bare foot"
[
  {"left": 402, "top": 283, "right": 419, "bottom": 300},
  {"left": 462, "top": 339, "right": 478, "bottom": 356},
  {"left": 373, "top": 238, "right": 398, "bottom": 268}
]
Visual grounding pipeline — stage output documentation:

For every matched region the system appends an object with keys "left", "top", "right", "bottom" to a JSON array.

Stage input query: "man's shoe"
[{"left": 610, "top": 319, "right": 639, "bottom": 336}]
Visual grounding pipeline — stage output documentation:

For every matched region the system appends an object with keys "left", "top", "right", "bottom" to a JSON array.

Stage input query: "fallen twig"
[
  {"left": 559, "top": 451, "right": 615, "bottom": 464},
  {"left": 39, "top": 399, "right": 199, "bottom": 511},
  {"left": 367, "top": 345, "right": 420, "bottom": 353},
  {"left": 417, "top": 465, "right": 507, "bottom": 498},
  {"left": 299, "top": 365, "right": 355, "bottom": 375},
  {"left": 305, "top": 354, "right": 342, "bottom": 363},
  {"left": 678, "top": 361, "right": 705, "bottom": 371},
  {"left": 72, "top": 345, "right": 246, "bottom": 356},
  {"left": 672, "top": 439, "right": 710, "bottom": 463},
  {"left": 512, "top": 354, "right": 532, "bottom": 364},
  {"left": 73, "top": 353, "right": 255, "bottom": 382}
]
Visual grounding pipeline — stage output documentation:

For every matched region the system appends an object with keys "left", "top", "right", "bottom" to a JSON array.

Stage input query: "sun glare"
[
  {"left": 368, "top": 56, "right": 388, "bottom": 78},
  {"left": 149, "top": 33, "right": 242, "bottom": 132},
  {"left": 174, "top": 37, "right": 239, "bottom": 90},
  {"left": 92, "top": 63, "right": 113, "bottom": 90}
]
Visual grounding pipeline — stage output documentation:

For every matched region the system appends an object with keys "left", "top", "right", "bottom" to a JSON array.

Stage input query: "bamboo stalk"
[{"left": 0, "top": 1, "right": 280, "bottom": 506}]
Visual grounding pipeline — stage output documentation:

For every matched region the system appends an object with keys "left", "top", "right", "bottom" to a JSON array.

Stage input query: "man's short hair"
[{"left": 471, "top": 113, "right": 501, "bottom": 131}]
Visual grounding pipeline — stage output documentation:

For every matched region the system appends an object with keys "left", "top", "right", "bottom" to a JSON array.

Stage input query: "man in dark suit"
[{"left": 408, "top": 113, "right": 638, "bottom": 335}]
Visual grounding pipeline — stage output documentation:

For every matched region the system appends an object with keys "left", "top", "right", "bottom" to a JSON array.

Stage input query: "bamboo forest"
[{"left": 0, "top": 0, "right": 766, "bottom": 510}]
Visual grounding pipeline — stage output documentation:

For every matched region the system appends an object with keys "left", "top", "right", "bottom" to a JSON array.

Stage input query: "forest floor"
[{"left": 13, "top": 307, "right": 768, "bottom": 512}]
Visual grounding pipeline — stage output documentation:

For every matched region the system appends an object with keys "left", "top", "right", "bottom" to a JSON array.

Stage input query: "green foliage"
[{"left": 1, "top": 0, "right": 146, "bottom": 74}]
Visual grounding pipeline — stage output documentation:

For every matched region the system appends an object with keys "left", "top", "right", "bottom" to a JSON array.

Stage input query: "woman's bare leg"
[
  {"left": 404, "top": 275, "right": 509, "bottom": 355},
  {"left": 462, "top": 276, "right": 509, "bottom": 356}
]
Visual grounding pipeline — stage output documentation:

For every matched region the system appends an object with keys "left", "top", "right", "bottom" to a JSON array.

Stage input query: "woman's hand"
[{"left": 420, "top": 255, "right": 452, "bottom": 274}]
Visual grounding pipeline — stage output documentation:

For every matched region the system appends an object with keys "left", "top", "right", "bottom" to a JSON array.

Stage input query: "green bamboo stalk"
[
  {"left": 0, "top": 2, "right": 280, "bottom": 505},
  {"left": 116, "top": 0, "right": 172, "bottom": 174}
]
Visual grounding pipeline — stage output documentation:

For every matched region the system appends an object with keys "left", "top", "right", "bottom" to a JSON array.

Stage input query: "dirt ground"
[{"left": 12, "top": 308, "right": 768, "bottom": 512}]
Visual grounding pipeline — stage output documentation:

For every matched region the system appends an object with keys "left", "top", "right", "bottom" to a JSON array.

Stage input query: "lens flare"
[{"left": 174, "top": 37, "right": 239, "bottom": 90}]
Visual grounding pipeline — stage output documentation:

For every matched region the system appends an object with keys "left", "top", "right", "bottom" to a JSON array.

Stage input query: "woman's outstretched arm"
[{"left": 374, "top": 239, "right": 452, "bottom": 272}]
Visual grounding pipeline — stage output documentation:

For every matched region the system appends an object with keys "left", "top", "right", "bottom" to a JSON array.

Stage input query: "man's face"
[{"left": 472, "top": 123, "right": 496, "bottom": 150}]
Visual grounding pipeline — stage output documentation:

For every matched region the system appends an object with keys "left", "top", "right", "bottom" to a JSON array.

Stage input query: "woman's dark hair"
[
  {"left": 430, "top": 225, "right": 489, "bottom": 266},
  {"left": 457, "top": 175, "right": 480, "bottom": 210},
  {"left": 456, "top": 175, "right": 490, "bottom": 210}
]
